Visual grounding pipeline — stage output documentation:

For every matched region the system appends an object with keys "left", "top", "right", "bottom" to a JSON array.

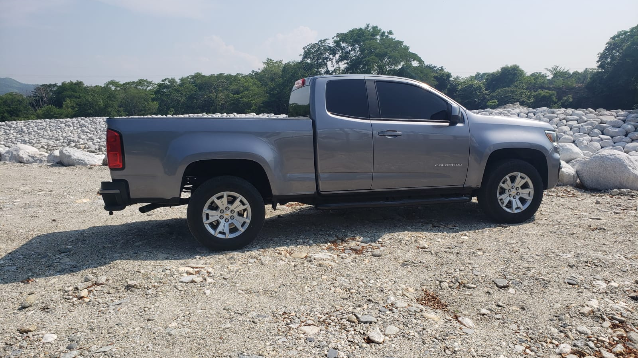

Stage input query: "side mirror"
[{"left": 449, "top": 105, "right": 462, "bottom": 126}]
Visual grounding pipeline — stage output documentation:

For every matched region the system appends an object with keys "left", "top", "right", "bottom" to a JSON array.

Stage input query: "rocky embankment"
[
  {"left": 1, "top": 108, "right": 638, "bottom": 190},
  {"left": 474, "top": 105, "right": 638, "bottom": 191},
  {"left": 0, "top": 164, "right": 636, "bottom": 357}
]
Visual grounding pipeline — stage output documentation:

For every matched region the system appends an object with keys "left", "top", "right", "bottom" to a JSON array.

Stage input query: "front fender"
[{"left": 466, "top": 120, "right": 558, "bottom": 188}]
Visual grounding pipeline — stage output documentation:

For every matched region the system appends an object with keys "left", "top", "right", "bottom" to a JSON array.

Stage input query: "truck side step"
[
  {"left": 315, "top": 195, "right": 471, "bottom": 210},
  {"left": 138, "top": 198, "right": 190, "bottom": 213}
]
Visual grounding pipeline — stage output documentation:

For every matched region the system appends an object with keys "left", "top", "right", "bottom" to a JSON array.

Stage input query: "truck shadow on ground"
[{"left": 0, "top": 201, "right": 522, "bottom": 284}]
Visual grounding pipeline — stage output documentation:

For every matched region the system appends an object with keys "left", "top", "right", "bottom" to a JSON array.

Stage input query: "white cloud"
[
  {"left": 4, "top": 26, "right": 319, "bottom": 84},
  {"left": 260, "top": 26, "right": 318, "bottom": 61},
  {"left": 95, "top": 29, "right": 317, "bottom": 81},
  {"left": 186, "top": 35, "right": 263, "bottom": 73},
  {"left": 91, "top": 35, "right": 263, "bottom": 82},
  {"left": 96, "top": 0, "right": 215, "bottom": 19}
]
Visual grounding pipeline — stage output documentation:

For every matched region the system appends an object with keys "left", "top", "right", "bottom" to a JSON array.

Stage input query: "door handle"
[{"left": 378, "top": 130, "right": 402, "bottom": 137}]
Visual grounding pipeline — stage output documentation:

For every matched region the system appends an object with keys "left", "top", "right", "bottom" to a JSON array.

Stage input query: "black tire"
[
  {"left": 477, "top": 159, "right": 544, "bottom": 224},
  {"left": 187, "top": 176, "right": 265, "bottom": 251}
]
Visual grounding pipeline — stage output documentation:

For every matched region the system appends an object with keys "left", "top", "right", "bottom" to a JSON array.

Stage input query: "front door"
[{"left": 370, "top": 80, "right": 470, "bottom": 190}]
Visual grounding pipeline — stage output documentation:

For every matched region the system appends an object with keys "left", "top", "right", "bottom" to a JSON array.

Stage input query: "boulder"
[
  {"left": 606, "top": 119, "right": 624, "bottom": 128},
  {"left": 604, "top": 146, "right": 625, "bottom": 152},
  {"left": 59, "top": 147, "right": 104, "bottom": 166},
  {"left": 1, "top": 144, "right": 47, "bottom": 164},
  {"left": 596, "top": 124, "right": 611, "bottom": 132},
  {"left": 47, "top": 150, "right": 61, "bottom": 164},
  {"left": 558, "top": 135, "right": 574, "bottom": 143},
  {"left": 558, "top": 143, "right": 584, "bottom": 162},
  {"left": 559, "top": 161, "right": 578, "bottom": 186},
  {"left": 624, "top": 142, "right": 638, "bottom": 154},
  {"left": 604, "top": 127, "right": 626, "bottom": 137},
  {"left": 589, "top": 129, "right": 602, "bottom": 137},
  {"left": 572, "top": 149, "right": 638, "bottom": 190},
  {"left": 581, "top": 142, "right": 602, "bottom": 154}
]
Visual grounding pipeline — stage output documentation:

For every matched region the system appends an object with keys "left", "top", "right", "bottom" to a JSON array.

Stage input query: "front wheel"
[
  {"left": 477, "top": 159, "right": 544, "bottom": 223},
  {"left": 187, "top": 176, "right": 265, "bottom": 251}
]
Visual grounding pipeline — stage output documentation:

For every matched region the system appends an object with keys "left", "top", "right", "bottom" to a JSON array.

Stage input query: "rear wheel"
[
  {"left": 477, "top": 159, "right": 543, "bottom": 223},
  {"left": 187, "top": 176, "right": 265, "bottom": 250}
]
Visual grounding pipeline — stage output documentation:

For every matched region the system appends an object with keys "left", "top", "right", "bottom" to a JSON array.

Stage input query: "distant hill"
[{"left": 0, "top": 78, "right": 37, "bottom": 95}]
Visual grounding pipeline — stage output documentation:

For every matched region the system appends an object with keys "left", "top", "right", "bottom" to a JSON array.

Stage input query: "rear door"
[
  {"left": 313, "top": 77, "right": 373, "bottom": 192},
  {"left": 370, "top": 80, "right": 470, "bottom": 190}
]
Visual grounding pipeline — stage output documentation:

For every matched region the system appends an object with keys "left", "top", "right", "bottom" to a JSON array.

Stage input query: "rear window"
[
  {"left": 289, "top": 84, "right": 311, "bottom": 117},
  {"left": 376, "top": 81, "right": 449, "bottom": 120},
  {"left": 326, "top": 79, "right": 369, "bottom": 118}
]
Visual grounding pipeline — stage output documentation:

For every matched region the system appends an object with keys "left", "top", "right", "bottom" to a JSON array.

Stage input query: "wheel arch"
[
  {"left": 481, "top": 148, "right": 549, "bottom": 189},
  {"left": 182, "top": 159, "right": 273, "bottom": 202}
]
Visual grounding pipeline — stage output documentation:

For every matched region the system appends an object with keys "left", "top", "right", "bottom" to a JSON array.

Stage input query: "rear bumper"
[{"left": 99, "top": 180, "right": 130, "bottom": 211}]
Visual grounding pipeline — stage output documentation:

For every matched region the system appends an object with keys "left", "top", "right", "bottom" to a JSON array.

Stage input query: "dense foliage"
[{"left": 1, "top": 24, "right": 636, "bottom": 121}]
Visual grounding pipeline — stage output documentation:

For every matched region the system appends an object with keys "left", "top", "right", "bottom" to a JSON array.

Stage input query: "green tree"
[
  {"left": 302, "top": 25, "right": 423, "bottom": 75},
  {"left": 154, "top": 77, "right": 196, "bottom": 115},
  {"left": 448, "top": 77, "right": 487, "bottom": 109},
  {"left": 0, "top": 93, "right": 35, "bottom": 121},
  {"left": 51, "top": 81, "right": 87, "bottom": 108},
  {"left": 488, "top": 87, "right": 532, "bottom": 107},
  {"left": 519, "top": 72, "right": 549, "bottom": 92},
  {"left": 29, "top": 84, "right": 58, "bottom": 111},
  {"left": 112, "top": 79, "right": 157, "bottom": 116},
  {"left": 484, "top": 65, "right": 526, "bottom": 92},
  {"left": 300, "top": 39, "right": 336, "bottom": 75},
  {"left": 301, "top": 24, "right": 450, "bottom": 90},
  {"left": 531, "top": 90, "right": 558, "bottom": 108},
  {"left": 587, "top": 24, "right": 638, "bottom": 108},
  {"left": 227, "top": 75, "right": 266, "bottom": 113},
  {"left": 35, "top": 104, "right": 74, "bottom": 119}
]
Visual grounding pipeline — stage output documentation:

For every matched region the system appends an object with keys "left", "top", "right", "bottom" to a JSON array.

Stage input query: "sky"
[{"left": 0, "top": 0, "right": 637, "bottom": 86}]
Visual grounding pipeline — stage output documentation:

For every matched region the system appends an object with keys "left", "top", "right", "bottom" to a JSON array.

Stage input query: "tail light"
[
  {"left": 293, "top": 78, "right": 306, "bottom": 89},
  {"left": 106, "top": 129, "right": 124, "bottom": 169}
]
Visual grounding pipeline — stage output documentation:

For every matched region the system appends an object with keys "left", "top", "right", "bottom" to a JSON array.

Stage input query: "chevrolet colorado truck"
[{"left": 100, "top": 75, "right": 560, "bottom": 250}]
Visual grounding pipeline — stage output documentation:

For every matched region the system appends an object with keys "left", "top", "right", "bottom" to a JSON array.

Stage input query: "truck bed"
[{"left": 107, "top": 116, "right": 316, "bottom": 201}]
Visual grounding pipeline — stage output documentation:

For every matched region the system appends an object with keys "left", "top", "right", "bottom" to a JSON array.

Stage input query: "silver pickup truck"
[{"left": 100, "top": 74, "right": 560, "bottom": 250}]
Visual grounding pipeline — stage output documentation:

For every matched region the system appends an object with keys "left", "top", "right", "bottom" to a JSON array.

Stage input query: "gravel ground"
[{"left": 1, "top": 162, "right": 637, "bottom": 358}]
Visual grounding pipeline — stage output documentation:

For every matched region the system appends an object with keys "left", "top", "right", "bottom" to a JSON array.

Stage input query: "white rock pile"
[
  {"left": 473, "top": 104, "right": 638, "bottom": 190},
  {"left": 0, "top": 117, "right": 108, "bottom": 154},
  {"left": 0, "top": 113, "right": 288, "bottom": 155},
  {"left": 1, "top": 108, "right": 638, "bottom": 190},
  {"left": 0, "top": 113, "right": 286, "bottom": 167}
]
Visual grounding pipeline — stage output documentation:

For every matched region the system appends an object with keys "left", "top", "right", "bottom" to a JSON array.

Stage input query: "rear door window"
[
  {"left": 326, "top": 79, "right": 369, "bottom": 118},
  {"left": 376, "top": 81, "right": 449, "bottom": 121},
  {"left": 289, "top": 84, "right": 311, "bottom": 117}
]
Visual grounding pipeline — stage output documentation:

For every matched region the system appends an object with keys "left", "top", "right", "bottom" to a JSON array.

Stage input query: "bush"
[
  {"left": 488, "top": 87, "right": 532, "bottom": 107},
  {"left": 0, "top": 93, "right": 35, "bottom": 121},
  {"left": 559, "top": 95, "right": 573, "bottom": 108},
  {"left": 487, "top": 100, "right": 498, "bottom": 109},
  {"left": 531, "top": 90, "right": 558, "bottom": 108},
  {"left": 36, "top": 105, "right": 74, "bottom": 119}
]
